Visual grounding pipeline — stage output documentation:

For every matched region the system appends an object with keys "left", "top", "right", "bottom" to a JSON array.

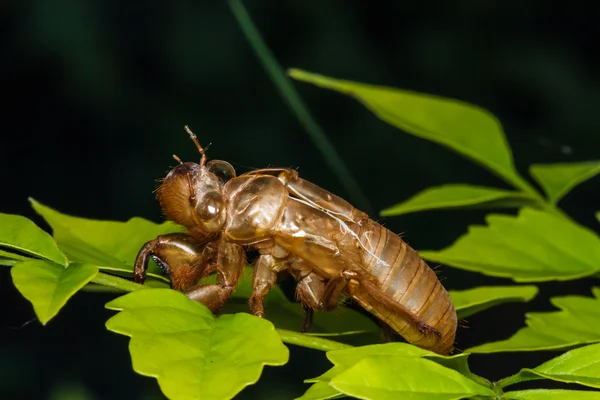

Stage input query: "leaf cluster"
[{"left": 3, "top": 5, "right": 600, "bottom": 399}]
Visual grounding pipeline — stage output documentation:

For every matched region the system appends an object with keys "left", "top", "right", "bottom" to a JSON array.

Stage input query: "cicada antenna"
[
  {"left": 184, "top": 125, "right": 207, "bottom": 167},
  {"left": 172, "top": 154, "right": 183, "bottom": 165}
]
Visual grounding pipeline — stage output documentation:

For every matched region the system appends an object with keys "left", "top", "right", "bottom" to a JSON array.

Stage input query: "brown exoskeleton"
[{"left": 134, "top": 127, "right": 457, "bottom": 355}]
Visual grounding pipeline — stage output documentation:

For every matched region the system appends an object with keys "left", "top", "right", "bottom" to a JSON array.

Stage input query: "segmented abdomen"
[{"left": 352, "top": 220, "right": 457, "bottom": 354}]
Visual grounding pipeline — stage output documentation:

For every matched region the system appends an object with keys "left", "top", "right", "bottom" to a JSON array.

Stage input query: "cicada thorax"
[{"left": 346, "top": 218, "right": 457, "bottom": 354}]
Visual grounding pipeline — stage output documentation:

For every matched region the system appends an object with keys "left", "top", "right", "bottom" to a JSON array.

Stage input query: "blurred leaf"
[
  {"left": 303, "top": 343, "right": 482, "bottom": 399},
  {"left": 505, "top": 390, "right": 600, "bottom": 399},
  {"left": 0, "top": 212, "right": 68, "bottom": 266},
  {"left": 468, "top": 288, "right": 600, "bottom": 353},
  {"left": 420, "top": 208, "right": 600, "bottom": 282},
  {"left": 230, "top": 0, "right": 372, "bottom": 215},
  {"left": 500, "top": 342, "right": 600, "bottom": 389},
  {"left": 450, "top": 285, "right": 538, "bottom": 319},
  {"left": 105, "top": 289, "right": 289, "bottom": 400},
  {"left": 289, "top": 69, "right": 534, "bottom": 194},
  {"left": 596, "top": 211, "right": 600, "bottom": 223},
  {"left": 11, "top": 260, "right": 98, "bottom": 324},
  {"left": 381, "top": 184, "right": 535, "bottom": 216},
  {"left": 48, "top": 382, "right": 98, "bottom": 400},
  {"left": 530, "top": 161, "right": 600, "bottom": 204},
  {"left": 329, "top": 355, "right": 494, "bottom": 400},
  {"left": 30, "top": 198, "right": 182, "bottom": 279}
]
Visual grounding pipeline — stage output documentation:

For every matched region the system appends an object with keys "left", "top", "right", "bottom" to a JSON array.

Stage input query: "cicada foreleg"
[
  {"left": 134, "top": 233, "right": 216, "bottom": 291},
  {"left": 134, "top": 234, "right": 244, "bottom": 313},
  {"left": 184, "top": 241, "right": 245, "bottom": 313}
]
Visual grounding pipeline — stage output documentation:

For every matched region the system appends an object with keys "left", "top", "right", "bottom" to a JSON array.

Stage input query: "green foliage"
[
  {"left": 30, "top": 198, "right": 182, "bottom": 281},
  {"left": 530, "top": 162, "right": 600, "bottom": 205},
  {"left": 3, "top": 65, "right": 600, "bottom": 399},
  {"left": 449, "top": 285, "right": 538, "bottom": 319},
  {"left": 499, "top": 342, "right": 600, "bottom": 389},
  {"left": 503, "top": 390, "right": 600, "bottom": 400},
  {"left": 288, "top": 69, "right": 536, "bottom": 196},
  {"left": 420, "top": 208, "right": 600, "bottom": 282},
  {"left": 323, "top": 356, "right": 491, "bottom": 400},
  {"left": 105, "top": 289, "right": 289, "bottom": 400},
  {"left": 0, "top": 212, "right": 68, "bottom": 266},
  {"left": 469, "top": 288, "right": 600, "bottom": 353},
  {"left": 11, "top": 260, "right": 97, "bottom": 324},
  {"left": 380, "top": 184, "right": 535, "bottom": 216},
  {"left": 300, "top": 343, "right": 600, "bottom": 399},
  {"left": 288, "top": 69, "right": 599, "bottom": 222},
  {"left": 301, "top": 343, "right": 488, "bottom": 400},
  {"left": 0, "top": 248, "right": 28, "bottom": 266}
]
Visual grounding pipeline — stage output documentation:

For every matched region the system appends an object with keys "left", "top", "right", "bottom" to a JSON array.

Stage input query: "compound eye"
[
  {"left": 206, "top": 160, "right": 236, "bottom": 183},
  {"left": 197, "top": 191, "right": 223, "bottom": 221}
]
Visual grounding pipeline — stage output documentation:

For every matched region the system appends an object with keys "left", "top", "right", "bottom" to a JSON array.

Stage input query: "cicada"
[{"left": 134, "top": 127, "right": 457, "bottom": 355}]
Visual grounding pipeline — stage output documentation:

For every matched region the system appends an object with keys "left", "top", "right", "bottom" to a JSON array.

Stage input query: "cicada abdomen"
[{"left": 349, "top": 219, "right": 457, "bottom": 354}]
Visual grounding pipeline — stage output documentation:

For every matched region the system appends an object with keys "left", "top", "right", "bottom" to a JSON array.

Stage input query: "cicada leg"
[
  {"left": 135, "top": 235, "right": 244, "bottom": 313},
  {"left": 184, "top": 241, "right": 245, "bottom": 313},
  {"left": 134, "top": 233, "right": 216, "bottom": 291},
  {"left": 321, "top": 274, "right": 348, "bottom": 311},
  {"left": 248, "top": 254, "right": 282, "bottom": 318},
  {"left": 294, "top": 271, "right": 326, "bottom": 332}
]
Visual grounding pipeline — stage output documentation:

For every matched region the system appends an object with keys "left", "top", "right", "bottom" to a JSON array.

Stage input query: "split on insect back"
[{"left": 133, "top": 126, "right": 457, "bottom": 355}]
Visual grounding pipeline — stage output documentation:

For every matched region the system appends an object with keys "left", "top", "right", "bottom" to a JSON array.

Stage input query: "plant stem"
[
  {"left": 228, "top": 0, "right": 374, "bottom": 216},
  {"left": 91, "top": 271, "right": 145, "bottom": 292},
  {"left": 496, "top": 370, "right": 540, "bottom": 389},
  {"left": 276, "top": 329, "right": 353, "bottom": 352}
]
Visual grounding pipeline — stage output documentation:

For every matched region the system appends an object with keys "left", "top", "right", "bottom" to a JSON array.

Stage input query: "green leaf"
[
  {"left": 329, "top": 355, "right": 494, "bottom": 400},
  {"left": 289, "top": 69, "right": 534, "bottom": 194},
  {"left": 450, "top": 285, "right": 538, "bottom": 319},
  {"left": 275, "top": 329, "right": 352, "bottom": 352},
  {"left": 380, "top": 184, "right": 535, "bottom": 216},
  {"left": 105, "top": 289, "right": 289, "bottom": 400},
  {"left": 596, "top": 211, "right": 600, "bottom": 224},
  {"left": 303, "top": 343, "right": 481, "bottom": 399},
  {"left": 11, "top": 260, "right": 98, "bottom": 324},
  {"left": 505, "top": 390, "right": 600, "bottom": 400},
  {"left": 324, "top": 343, "right": 476, "bottom": 383},
  {"left": 0, "top": 213, "right": 68, "bottom": 266},
  {"left": 420, "top": 208, "right": 600, "bottom": 282},
  {"left": 295, "top": 381, "right": 344, "bottom": 400},
  {"left": 0, "top": 248, "right": 29, "bottom": 261},
  {"left": 0, "top": 249, "right": 29, "bottom": 266},
  {"left": 30, "top": 198, "right": 182, "bottom": 278},
  {"left": 530, "top": 161, "right": 600, "bottom": 204},
  {"left": 501, "top": 342, "right": 600, "bottom": 389},
  {"left": 468, "top": 288, "right": 600, "bottom": 353},
  {"left": 0, "top": 257, "right": 18, "bottom": 267}
]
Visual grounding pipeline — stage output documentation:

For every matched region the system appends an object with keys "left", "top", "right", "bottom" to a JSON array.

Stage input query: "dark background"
[{"left": 1, "top": 1, "right": 599, "bottom": 399}]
